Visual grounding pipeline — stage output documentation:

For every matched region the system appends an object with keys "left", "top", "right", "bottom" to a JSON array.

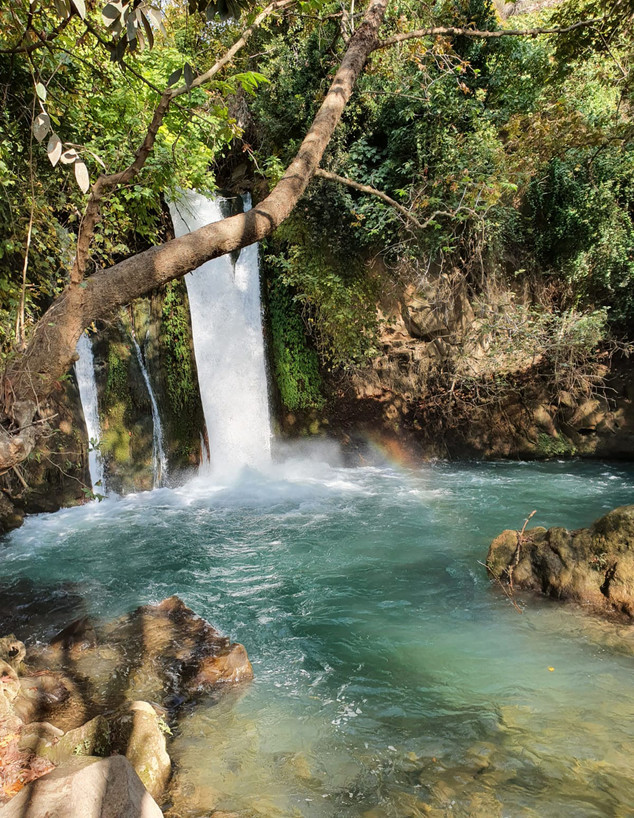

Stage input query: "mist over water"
[{"left": 3, "top": 457, "right": 634, "bottom": 817}]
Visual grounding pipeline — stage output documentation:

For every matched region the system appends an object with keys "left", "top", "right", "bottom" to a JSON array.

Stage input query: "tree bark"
[{"left": 1, "top": 0, "right": 390, "bottom": 470}]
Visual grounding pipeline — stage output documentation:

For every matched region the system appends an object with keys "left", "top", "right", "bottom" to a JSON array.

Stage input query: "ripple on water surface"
[{"left": 2, "top": 459, "right": 634, "bottom": 817}]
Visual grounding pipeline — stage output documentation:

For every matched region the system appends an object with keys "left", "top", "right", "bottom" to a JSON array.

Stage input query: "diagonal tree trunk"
[{"left": 1, "top": 0, "right": 390, "bottom": 472}]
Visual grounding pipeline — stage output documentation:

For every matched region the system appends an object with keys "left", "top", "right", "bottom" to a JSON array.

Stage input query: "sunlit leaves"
[{"left": 74, "top": 160, "right": 90, "bottom": 193}]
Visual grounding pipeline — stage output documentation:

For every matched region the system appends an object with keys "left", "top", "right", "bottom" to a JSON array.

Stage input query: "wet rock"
[
  {"left": 12, "top": 671, "right": 88, "bottom": 732},
  {"left": 110, "top": 701, "right": 171, "bottom": 801},
  {"left": 187, "top": 642, "right": 253, "bottom": 691},
  {"left": 487, "top": 505, "right": 634, "bottom": 618},
  {"left": 0, "top": 755, "right": 163, "bottom": 817},
  {"left": 36, "top": 715, "right": 111, "bottom": 764},
  {"left": 0, "top": 637, "right": 25, "bottom": 673},
  {"left": 0, "top": 494, "right": 23, "bottom": 535},
  {"left": 29, "top": 596, "right": 253, "bottom": 714}
]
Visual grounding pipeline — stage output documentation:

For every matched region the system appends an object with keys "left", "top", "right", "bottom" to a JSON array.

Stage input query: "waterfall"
[
  {"left": 168, "top": 191, "right": 271, "bottom": 473},
  {"left": 75, "top": 332, "right": 105, "bottom": 493},
  {"left": 131, "top": 331, "right": 168, "bottom": 488}
]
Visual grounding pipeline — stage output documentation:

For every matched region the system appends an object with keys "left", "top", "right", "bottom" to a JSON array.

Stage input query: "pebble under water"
[{"left": 2, "top": 453, "right": 634, "bottom": 817}]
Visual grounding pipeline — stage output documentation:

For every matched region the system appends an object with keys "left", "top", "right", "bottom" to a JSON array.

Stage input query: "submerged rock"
[
  {"left": 28, "top": 595, "right": 253, "bottom": 713},
  {"left": 0, "top": 755, "right": 163, "bottom": 818},
  {"left": 487, "top": 505, "right": 634, "bottom": 618}
]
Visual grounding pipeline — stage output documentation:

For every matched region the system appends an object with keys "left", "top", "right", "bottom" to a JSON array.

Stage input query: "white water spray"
[
  {"left": 75, "top": 332, "right": 105, "bottom": 493},
  {"left": 131, "top": 331, "right": 168, "bottom": 488},
  {"left": 168, "top": 191, "right": 271, "bottom": 474}
]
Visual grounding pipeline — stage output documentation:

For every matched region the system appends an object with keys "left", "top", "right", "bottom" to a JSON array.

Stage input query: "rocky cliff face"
[
  {"left": 0, "top": 379, "right": 90, "bottom": 533},
  {"left": 308, "top": 274, "right": 634, "bottom": 461},
  {"left": 92, "top": 284, "right": 205, "bottom": 494}
]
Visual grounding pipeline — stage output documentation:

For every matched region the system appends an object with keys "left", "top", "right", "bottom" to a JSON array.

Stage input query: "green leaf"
[
  {"left": 46, "top": 133, "right": 63, "bottom": 167},
  {"left": 35, "top": 82, "right": 47, "bottom": 102},
  {"left": 184, "top": 62, "right": 195, "bottom": 88},
  {"left": 75, "top": 160, "right": 90, "bottom": 193}
]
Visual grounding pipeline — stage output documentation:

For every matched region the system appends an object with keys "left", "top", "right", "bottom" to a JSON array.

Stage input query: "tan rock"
[
  {"left": 36, "top": 715, "right": 110, "bottom": 764},
  {"left": 188, "top": 643, "right": 254, "bottom": 691},
  {"left": 110, "top": 701, "right": 171, "bottom": 801},
  {"left": 0, "top": 637, "right": 26, "bottom": 672},
  {"left": 0, "top": 755, "right": 163, "bottom": 818},
  {"left": 13, "top": 671, "right": 88, "bottom": 732},
  {"left": 487, "top": 505, "right": 634, "bottom": 618}
]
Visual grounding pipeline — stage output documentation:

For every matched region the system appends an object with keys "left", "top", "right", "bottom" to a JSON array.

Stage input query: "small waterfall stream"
[
  {"left": 131, "top": 331, "right": 168, "bottom": 488},
  {"left": 168, "top": 191, "right": 271, "bottom": 474},
  {"left": 75, "top": 332, "right": 105, "bottom": 493}
]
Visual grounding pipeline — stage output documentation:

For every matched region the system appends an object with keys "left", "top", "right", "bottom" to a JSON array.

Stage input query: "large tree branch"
[
  {"left": 376, "top": 18, "right": 602, "bottom": 49},
  {"left": 4, "top": 0, "right": 390, "bottom": 445},
  {"left": 71, "top": 0, "right": 295, "bottom": 285}
]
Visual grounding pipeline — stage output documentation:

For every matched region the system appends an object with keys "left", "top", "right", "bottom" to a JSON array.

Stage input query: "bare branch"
[
  {"left": 376, "top": 18, "right": 603, "bottom": 49},
  {"left": 70, "top": 0, "right": 295, "bottom": 285},
  {"left": 0, "top": 14, "right": 73, "bottom": 55},
  {"left": 315, "top": 168, "right": 484, "bottom": 231},
  {"left": 314, "top": 168, "right": 425, "bottom": 229}
]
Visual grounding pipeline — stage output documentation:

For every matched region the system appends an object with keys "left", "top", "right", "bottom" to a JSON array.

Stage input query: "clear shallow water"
[{"left": 2, "top": 456, "right": 634, "bottom": 817}]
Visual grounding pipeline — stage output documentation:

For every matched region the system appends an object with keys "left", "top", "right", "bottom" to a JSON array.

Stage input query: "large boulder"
[
  {"left": 487, "top": 505, "right": 634, "bottom": 618},
  {"left": 0, "top": 755, "right": 163, "bottom": 818},
  {"left": 28, "top": 596, "right": 253, "bottom": 713},
  {"left": 109, "top": 701, "right": 171, "bottom": 800}
]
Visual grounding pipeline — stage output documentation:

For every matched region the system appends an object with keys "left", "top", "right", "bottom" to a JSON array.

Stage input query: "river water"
[{"left": 2, "top": 455, "right": 634, "bottom": 817}]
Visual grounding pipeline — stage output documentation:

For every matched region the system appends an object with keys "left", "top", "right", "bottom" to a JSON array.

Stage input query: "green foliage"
[
  {"left": 265, "top": 216, "right": 380, "bottom": 369},
  {"left": 535, "top": 433, "right": 577, "bottom": 459},
  {"left": 160, "top": 281, "right": 199, "bottom": 417},
  {"left": 104, "top": 344, "right": 129, "bottom": 404},
  {"left": 526, "top": 154, "right": 634, "bottom": 326},
  {"left": 267, "top": 278, "right": 324, "bottom": 411}
]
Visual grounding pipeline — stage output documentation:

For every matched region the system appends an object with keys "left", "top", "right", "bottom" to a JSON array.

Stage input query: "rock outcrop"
[
  {"left": 487, "top": 505, "right": 634, "bottom": 618},
  {"left": 0, "top": 597, "right": 253, "bottom": 810},
  {"left": 0, "top": 755, "right": 163, "bottom": 818}
]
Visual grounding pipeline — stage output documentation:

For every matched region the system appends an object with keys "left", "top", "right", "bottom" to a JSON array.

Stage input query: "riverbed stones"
[
  {"left": 487, "top": 505, "right": 634, "bottom": 618},
  {"left": 0, "top": 755, "right": 163, "bottom": 818},
  {"left": 35, "top": 714, "right": 111, "bottom": 764}
]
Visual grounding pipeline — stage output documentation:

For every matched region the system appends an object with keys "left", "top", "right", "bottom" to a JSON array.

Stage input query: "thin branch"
[
  {"left": 70, "top": 0, "right": 295, "bottom": 285},
  {"left": 509, "top": 509, "right": 536, "bottom": 591},
  {"left": 315, "top": 168, "right": 483, "bottom": 230},
  {"left": 0, "top": 14, "right": 73, "bottom": 54},
  {"left": 478, "top": 561, "right": 523, "bottom": 614},
  {"left": 315, "top": 168, "right": 425, "bottom": 228},
  {"left": 376, "top": 18, "right": 603, "bottom": 49}
]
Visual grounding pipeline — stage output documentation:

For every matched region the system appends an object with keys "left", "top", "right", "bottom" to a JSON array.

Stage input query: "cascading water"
[
  {"left": 75, "top": 332, "right": 105, "bottom": 493},
  {"left": 131, "top": 331, "right": 168, "bottom": 488},
  {"left": 168, "top": 191, "right": 271, "bottom": 474}
]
